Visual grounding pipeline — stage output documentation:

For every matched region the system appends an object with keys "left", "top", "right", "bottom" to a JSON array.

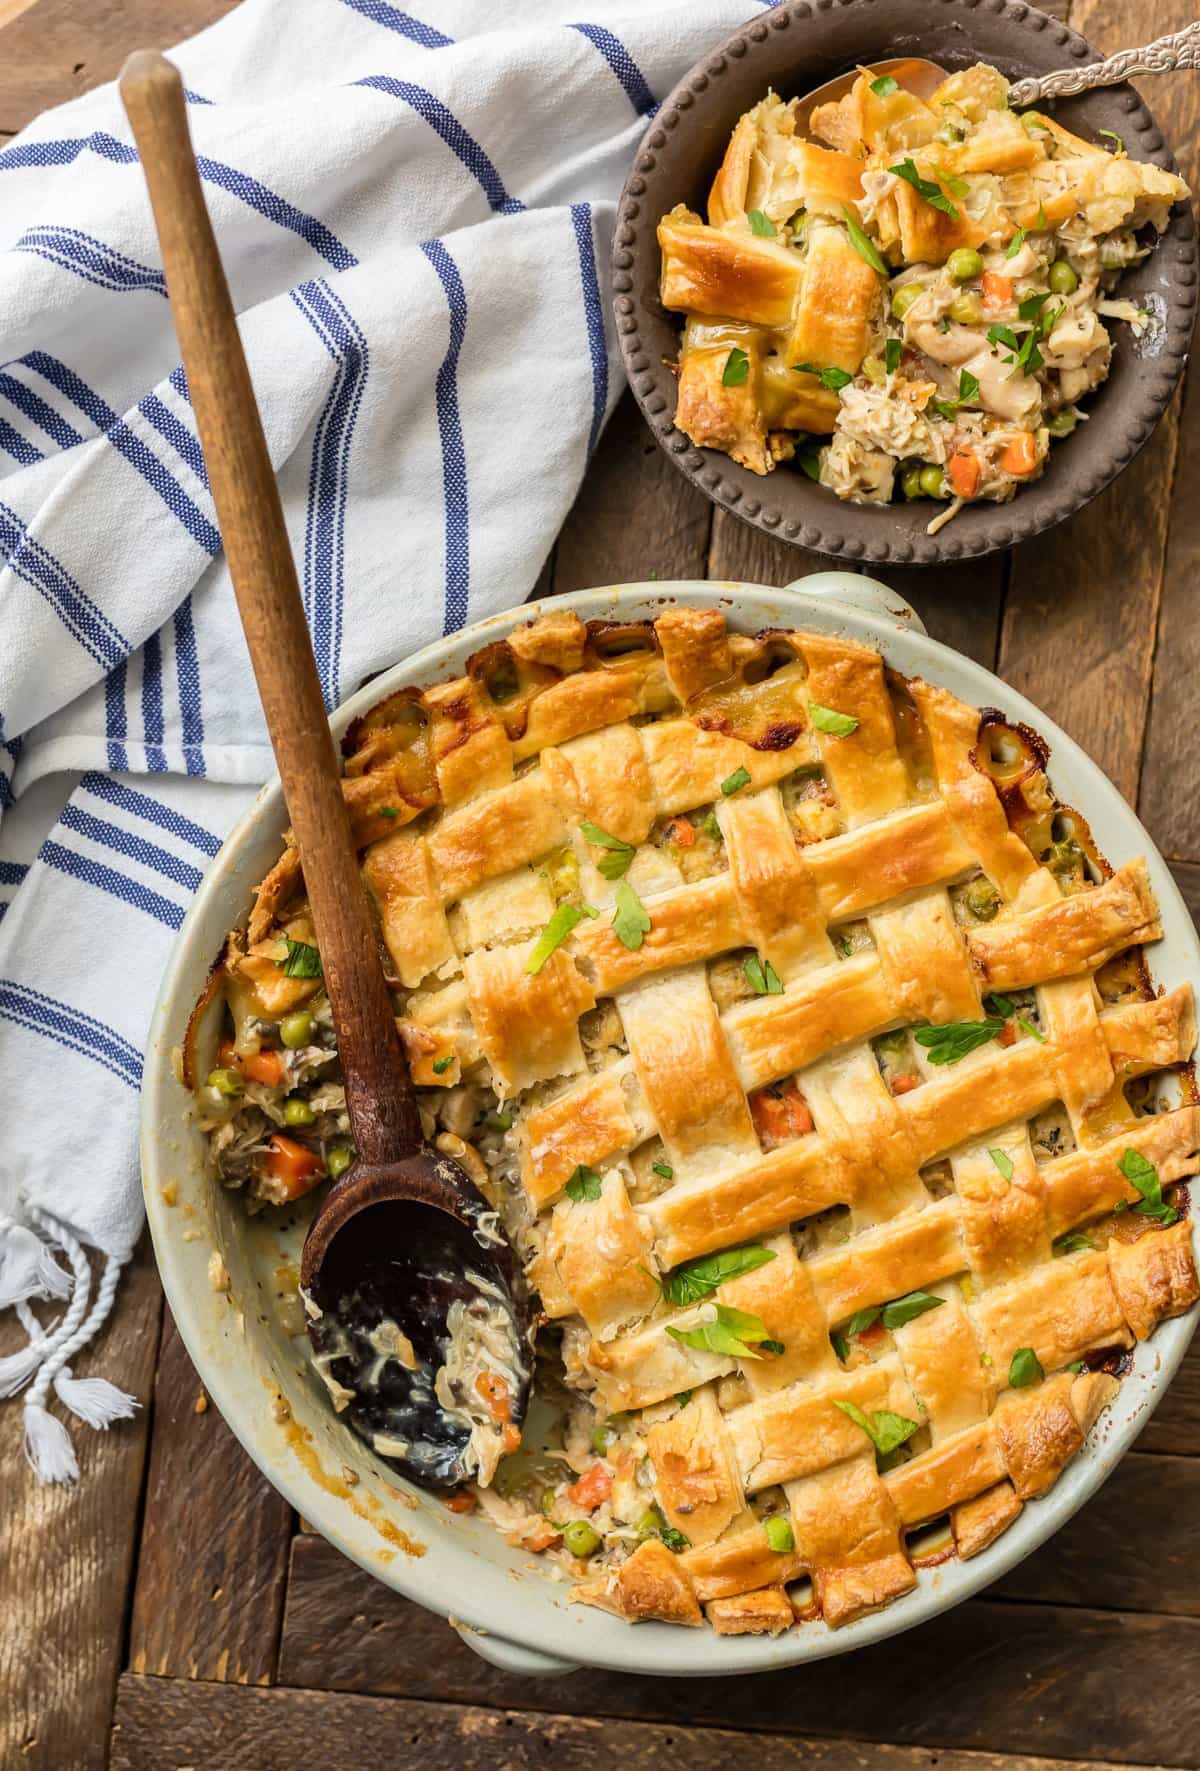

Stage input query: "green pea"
[
  {"left": 283, "top": 1095, "right": 316, "bottom": 1126},
  {"left": 541, "top": 1487, "right": 561, "bottom": 1521},
  {"left": 949, "top": 292, "right": 984, "bottom": 326},
  {"left": 326, "top": 1141, "right": 354, "bottom": 1180},
  {"left": 964, "top": 878, "right": 1001, "bottom": 923},
  {"left": 891, "top": 283, "right": 923, "bottom": 321},
  {"left": 946, "top": 247, "right": 983, "bottom": 284},
  {"left": 591, "top": 1423, "right": 613, "bottom": 1456},
  {"left": 1048, "top": 260, "right": 1078, "bottom": 296},
  {"left": 279, "top": 1011, "right": 314, "bottom": 1050},
  {"left": 562, "top": 1519, "right": 602, "bottom": 1559},
  {"left": 206, "top": 1067, "right": 243, "bottom": 1099},
  {"left": 763, "top": 1514, "right": 795, "bottom": 1554},
  {"left": 1048, "top": 409, "right": 1078, "bottom": 437},
  {"left": 901, "top": 465, "right": 924, "bottom": 501},
  {"left": 919, "top": 465, "right": 947, "bottom": 498}
]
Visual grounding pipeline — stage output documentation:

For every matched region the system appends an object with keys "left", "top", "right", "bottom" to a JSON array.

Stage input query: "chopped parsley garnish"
[
  {"left": 722, "top": 347, "right": 750, "bottom": 388},
  {"left": 763, "top": 1514, "right": 795, "bottom": 1553},
  {"left": 833, "top": 1399, "right": 920, "bottom": 1456},
  {"left": 1054, "top": 1231, "right": 1097, "bottom": 1256},
  {"left": 666, "top": 1301, "right": 777, "bottom": 1360},
  {"left": 847, "top": 1291, "right": 945, "bottom": 1336},
  {"left": 580, "top": 819, "right": 635, "bottom": 880},
  {"left": 280, "top": 937, "right": 322, "bottom": 979},
  {"left": 885, "top": 336, "right": 903, "bottom": 376},
  {"left": 984, "top": 992, "right": 1013, "bottom": 1017},
  {"left": 1018, "top": 291, "right": 1052, "bottom": 324},
  {"left": 831, "top": 1331, "right": 850, "bottom": 1362},
  {"left": 1098, "top": 129, "right": 1125, "bottom": 154},
  {"left": 842, "top": 204, "right": 889, "bottom": 278},
  {"left": 1005, "top": 228, "right": 1027, "bottom": 260},
  {"left": 760, "top": 1339, "right": 786, "bottom": 1355},
  {"left": 870, "top": 74, "right": 898, "bottom": 97},
  {"left": 431, "top": 1056, "right": 454, "bottom": 1075},
  {"left": 744, "top": 953, "right": 784, "bottom": 996},
  {"left": 889, "top": 157, "right": 959, "bottom": 219},
  {"left": 809, "top": 702, "right": 859, "bottom": 737},
  {"left": 697, "top": 809, "right": 722, "bottom": 842},
  {"left": 747, "top": 208, "right": 775, "bottom": 236},
  {"left": 1118, "top": 1148, "right": 1178, "bottom": 1226},
  {"left": 847, "top": 1306, "right": 881, "bottom": 1337},
  {"left": 675, "top": 1391, "right": 692, "bottom": 1407},
  {"left": 378, "top": 805, "right": 400, "bottom": 819},
  {"left": 721, "top": 765, "right": 752, "bottom": 796},
  {"left": 612, "top": 879, "right": 651, "bottom": 951},
  {"left": 1067, "top": 1360, "right": 1087, "bottom": 1375},
  {"left": 564, "top": 1165, "right": 603, "bottom": 1203},
  {"left": 1036, "top": 200, "right": 1048, "bottom": 229},
  {"left": 662, "top": 1245, "right": 776, "bottom": 1307},
  {"left": 987, "top": 322, "right": 1020, "bottom": 355},
  {"left": 525, "top": 902, "right": 596, "bottom": 973},
  {"left": 660, "top": 1525, "right": 691, "bottom": 1552},
  {"left": 989, "top": 1148, "right": 1015, "bottom": 1181},
  {"left": 1008, "top": 1346, "right": 1044, "bottom": 1388},
  {"left": 958, "top": 368, "right": 980, "bottom": 404},
  {"left": 793, "top": 361, "right": 853, "bottom": 392},
  {"left": 796, "top": 437, "right": 824, "bottom": 481},
  {"left": 652, "top": 1160, "right": 674, "bottom": 1180},
  {"left": 1018, "top": 1015, "right": 1046, "bottom": 1043},
  {"left": 912, "top": 1017, "right": 1005, "bottom": 1065}
]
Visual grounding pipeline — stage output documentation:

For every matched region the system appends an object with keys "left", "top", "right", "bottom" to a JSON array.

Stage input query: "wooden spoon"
[{"left": 120, "top": 51, "right": 531, "bottom": 1491}]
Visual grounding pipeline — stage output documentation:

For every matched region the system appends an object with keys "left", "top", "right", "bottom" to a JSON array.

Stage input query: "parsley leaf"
[
  {"left": 1036, "top": 200, "right": 1048, "bottom": 229},
  {"left": 1118, "top": 1148, "right": 1178, "bottom": 1225},
  {"left": 984, "top": 992, "right": 1013, "bottom": 1017},
  {"left": 889, "top": 157, "right": 959, "bottom": 219},
  {"left": 722, "top": 347, "right": 750, "bottom": 387},
  {"left": 652, "top": 1160, "right": 674, "bottom": 1180},
  {"left": 1067, "top": 1360, "right": 1087, "bottom": 1375},
  {"left": 660, "top": 1525, "right": 691, "bottom": 1552},
  {"left": 525, "top": 903, "right": 596, "bottom": 973},
  {"left": 1054, "top": 1231, "right": 1097, "bottom": 1256},
  {"left": 721, "top": 765, "right": 752, "bottom": 796},
  {"left": 1005, "top": 227, "right": 1027, "bottom": 260},
  {"left": 885, "top": 336, "right": 903, "bottom": 376},
  {"left": 1098, "top": 129, "right": 1125, "bottom": 154},
  {"left": 958, "top": 368, "right": 980, "bottom": 404},
  {"left": 870, "top": 73, "right": 899, "bottom": 97},
  {"left": 1008, "top": 1346, "right": 1044, "bottom": 1388},
  {"left": 580, "top": 819, "right": 634, "bottom": 880},
  {"left": 987, "top": 322, "right": 1019, "bottom": 355},
  {"left": 666, "top": 1302, "right": 775, "bottom": 1360},
  {"left": 760, "top": 1339, "right": 786, "bottom": 1355},
  {"left": 675, "top": 1390, "right": 692, "bottom": 1407},
  {"left": 612, "top": 879, "right": 651, "bottom": 951},
  {"left": 1018, "top": 1015, "right": 1045, "bottom": 1043},
  {"left": 431, "top": 1056, "right": 454, "bottom": 1075},
  {"left": 280, "top": 937, "right": 322, "bottom": 979},
  {"left": 882, "top": 1290, "right": 945, "bottom": 1330},
  {"left": 793, "top": 361, "right": 854, "bottom": 392},
  {"left": 834, "top": 1399, "right": 920, "bottom": 1456},
  {"left": 809, "top": 702, "right": 859, "bottom": 737},
  {"left": 747, "top": 208, "right": 775, "bottom": 236},
  {"left": 831, "top": 1331, "right": 850, "bottom": 1362},
  {"left": 565, "top": 1165, "right": 603, "bottom": 1202},
  {"left": 796, "top": 437, "right": 824, "bottom": 481},
  {"left": 841, "top": 204, "right": 889, "bottom": 278},
  {"left": 912, "top": 1017, "right": 1005, "bottom": 1065},
  {"left": 744, "top": 953, "right": 783, "bottom": 996},
  {"left": 663, "top": 1245, "right": 776, "bottom": 1307},
  {"left": 1018, "top": 291, "right": 1052, "bottom": 324},
  {"left": 989, "top": 1148, "right": 1015, "bottom": 1180},
  {"left": 379, "top": 805, "right": 400, "bottom": 819},
  {"left": 846, "top": 1306, "right": 881, "bottom": 1337}
]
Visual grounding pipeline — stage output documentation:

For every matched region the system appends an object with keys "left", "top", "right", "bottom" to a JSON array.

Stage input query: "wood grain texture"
[
  {"left": 0, "top": 1237, "right": 161, "bottom": 1771},
  {"left": 0, "top": 0, "right": 239, "bottom": 133},
  {"left": 127, "top": 1309, "right": 291, "bottom": 1685},
  {"left": 109, "top": 1674, "right": 1179, "bottom": 1771}
]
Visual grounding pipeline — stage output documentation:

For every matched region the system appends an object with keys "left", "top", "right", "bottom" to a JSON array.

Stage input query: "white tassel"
[
  {"left": 0, "top": 1220, "right": 72, "bottom": 1308},
  {"left": 54, "top": 1368, "right": 140, "bottom": 1429},
  {"left": 23, "top": 1401, "right": 80, "bottom": 1484},
  {"left": 0, "top": 1340, "right": 46, "bottom": 1399}
]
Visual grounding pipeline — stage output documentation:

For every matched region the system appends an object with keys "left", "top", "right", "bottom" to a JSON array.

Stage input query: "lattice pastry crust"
[{"left": 209, "top": 606, "right": 1199, "bottom": 1636}]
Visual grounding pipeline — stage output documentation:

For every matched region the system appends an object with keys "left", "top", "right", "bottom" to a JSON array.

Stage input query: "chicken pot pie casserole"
[
  {"left": 191, "top": 606, "right": 1199, "bottom": 1636},
  {"left": 657, "top": 64, "right": 1189, "bottom": 530}
]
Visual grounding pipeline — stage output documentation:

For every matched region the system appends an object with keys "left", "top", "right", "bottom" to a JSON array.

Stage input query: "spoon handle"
[
  {"left": 1009, "top": 21, "right": 1200, "bottom": 106},
  {"left": 120, "top": 51, "right": 423, "bottom": 1169}
]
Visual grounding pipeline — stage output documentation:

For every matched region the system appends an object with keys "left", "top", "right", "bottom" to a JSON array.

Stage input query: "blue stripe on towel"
[
  {"left": 0, "top": 417, "right": 42, "bottom": 466},
  {"left": 14, "top": 224, "right": 167, "bottom": 297},
  {"left": 39, "top": 839, "right": 185, "bottom": 929},
  {"left": 569, "top": 203, "right": 608, "bottom": 460},
  {"left": 141, "top": 631, "right": 168, "bottom": 772},
  {"left": 105, "top": 661, "right": 129, "bottom": 773},
  {"left": 137, "top": 393, "right": 210, "bottom": 487},
  {"left": 173, "top": 598, "right": 207, "bottom": 776},
  {"left": 354, "top": 76, "right": 523, "bottom": 215},
  {"left": 80, "top": 772, "right": 220, "bottom": 855},
  {"left": 0, "top": 499, "right": 129, "bottom": 671},
  {"left": 59, "top": 804, "right": 204, "bottom": 891},
  {"left": 568, "top": 22, "right": 657, "bottom": 116},
  {"left": 0, "top": 980, "right": 143, "bottom": 1086},
  {"left": 0, "top": 371, "right": 84, "bottom": 451},
  {"left": 338, "top": 0, "right": 453, "bottom": 47},
  {"left": 419, "top": 241, "right": 470, "bottom": 635}
]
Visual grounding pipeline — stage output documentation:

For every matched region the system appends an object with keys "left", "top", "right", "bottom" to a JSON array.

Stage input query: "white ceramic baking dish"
[{"left": 141, "top": 573, "right": 1199, "bottom": 1678}]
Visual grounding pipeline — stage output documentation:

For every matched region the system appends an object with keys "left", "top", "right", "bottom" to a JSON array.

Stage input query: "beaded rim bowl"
[{"left": 612, "top": 0, "right": 1197, "bottom": 565}]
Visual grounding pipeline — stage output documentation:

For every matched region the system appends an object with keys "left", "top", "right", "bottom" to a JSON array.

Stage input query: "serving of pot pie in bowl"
[
  {"left": 143, "top": 575, "right": 1200, "bottom": 1676},
  {"left": 614, "top": 0, "right": 1198, "bottom": 564}
]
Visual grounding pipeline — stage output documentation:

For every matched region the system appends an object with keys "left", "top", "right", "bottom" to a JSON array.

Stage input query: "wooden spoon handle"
[{"left": 120, "top": 50, "right": 421, "bottom": 1167}]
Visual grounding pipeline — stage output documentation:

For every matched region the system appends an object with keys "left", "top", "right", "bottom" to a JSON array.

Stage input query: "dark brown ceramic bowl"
[{"left": 613, "top": 0, "right": 1197, "bottom": 565}]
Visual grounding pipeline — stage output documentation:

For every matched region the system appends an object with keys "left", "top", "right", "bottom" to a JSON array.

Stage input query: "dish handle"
[
  {"left": 782, "top": 571, "right": 927, "bottom": 636},
  {"left": 451, "top": 1621, "right": 579, "bottom": 1677}
]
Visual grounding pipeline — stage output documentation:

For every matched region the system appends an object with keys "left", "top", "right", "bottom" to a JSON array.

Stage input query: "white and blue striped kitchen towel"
[{"left": 0, "top": 0, "right": 766, "bottom": 1479}]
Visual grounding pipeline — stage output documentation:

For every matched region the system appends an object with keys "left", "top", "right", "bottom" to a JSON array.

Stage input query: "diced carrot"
[
  {"left": 981, "top": 272, "right": 1013, "bottom": 310},
  {"left": 750, "top": 1081, "right": 814, "bottom": 1148},
  {"left": 475, "top": 1371, "right": 511, "bottom": 1426},
  {"left": 999, "top": 432, "right": 1039, "bottom": 476},
  {"left": 444, "top": 1489, "right": 477, "bottom": 1513},
  {"left": 502, "top": 1423, "right": 522, "bottom": 1455},
  {"left": 891, "top": 1072, "right": 920, "bottom": 1096},
  {"left": 997, "top": 1021, "right": 1017, "bottom": 1047},
  {"left": 264, "top": 1134, "right": 325, "bottom": 1199},
  {"left": 670, "top": 817, "right": 697, "bottom": 848},
  {"left": 523, "top": 1523, "right": 561, "bottom": 1552},
  {"left": 219, "top": 1037, "right": 287, "bottom": 1088},
  {"left": 566, "top": 1463, "right": 613, "bottom": 1512},
  {"left": 856, "top": 1319, "right": 886, "bottom": 1346},
  {"left": 947, "top": 451, "right": 981, "bottom": 500}
]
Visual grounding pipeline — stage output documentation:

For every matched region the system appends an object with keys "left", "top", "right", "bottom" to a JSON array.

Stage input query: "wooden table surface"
[{"left": 2, "top": 1, "right": 1199, "bottom": 1766}]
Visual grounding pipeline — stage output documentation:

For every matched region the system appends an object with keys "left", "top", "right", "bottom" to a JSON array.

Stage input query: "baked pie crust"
[{"left": 198, "top": 605, "right": 1199, "bottom": 1634}]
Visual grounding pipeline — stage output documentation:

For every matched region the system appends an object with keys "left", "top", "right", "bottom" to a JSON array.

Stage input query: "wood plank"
[
  {"left": 109, "top": 1673, "right": 1176, "bottom": 1771},
  {"left": 277, "top": 1534, "right": 1200, "bottom": 1765},
  {"left": 0, "top": 1235, "right": 161, "bottom": 1771},
  {"left": 997, "top": 0, "right": 1199, "bottom": 803},
  {"left": 707, "top": 506, "right": 830, "bottom": 591},
  {"left": 552, "top": 390, "right": 712, "bottom": 593},
  {"left": 0, "top": 0, "right": 241, "bottom": 134},
  {"left": 879, "top": 562, "right": 1005, "bottom": 671},
  {"left": 127, "top": 1308, "right": 292, "bottom": 1685}
]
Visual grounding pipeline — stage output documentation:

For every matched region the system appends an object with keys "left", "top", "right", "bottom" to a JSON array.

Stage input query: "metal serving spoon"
[
  {"left": 120, "top": 52, "right": 531, "bottom": 1492},
  {"left": 795, "top": 23, "right": 1200, "bottom": 136}
]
